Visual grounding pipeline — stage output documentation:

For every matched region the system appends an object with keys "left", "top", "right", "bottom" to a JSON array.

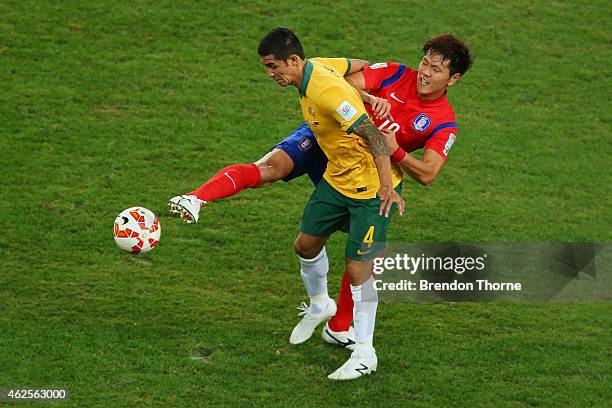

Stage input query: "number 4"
[{"left": 362, "top": 226, "right": 375, "bottom": 248}]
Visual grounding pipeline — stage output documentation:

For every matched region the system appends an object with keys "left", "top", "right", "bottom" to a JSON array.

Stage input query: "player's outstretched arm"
[
  {"left": 353, "top": 119, "right": 404, "bottom": 217},
  {"left": 382, "top": 129, "right": 446, "bottom": 186}
]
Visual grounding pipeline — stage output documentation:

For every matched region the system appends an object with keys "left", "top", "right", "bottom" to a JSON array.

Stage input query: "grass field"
[{"left": 1, "top": 1, "right": 611, "bottom": 406}]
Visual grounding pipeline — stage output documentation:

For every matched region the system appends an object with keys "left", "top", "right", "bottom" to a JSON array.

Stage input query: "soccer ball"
[{"left": 113, "top": 207, "right": 161, "bottom": 254}]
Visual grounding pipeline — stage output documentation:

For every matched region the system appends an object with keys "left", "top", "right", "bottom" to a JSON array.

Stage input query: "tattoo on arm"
[{"left": 353, "top": 119, "right": 389, "bottom": 157}]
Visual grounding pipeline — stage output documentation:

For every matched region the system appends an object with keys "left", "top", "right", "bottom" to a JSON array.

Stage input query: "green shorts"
[{"left": 300, "top": 178, "right": 402, "bottom": 260}]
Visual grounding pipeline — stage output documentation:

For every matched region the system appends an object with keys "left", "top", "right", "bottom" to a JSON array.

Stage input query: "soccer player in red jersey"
[{"left": 170, "top": 34, "right": 473, "bottom": 352}]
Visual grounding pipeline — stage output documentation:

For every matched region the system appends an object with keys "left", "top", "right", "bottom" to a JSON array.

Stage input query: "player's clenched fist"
[{"left": 367, "top": 95, "right": 394, "bottom": 121}]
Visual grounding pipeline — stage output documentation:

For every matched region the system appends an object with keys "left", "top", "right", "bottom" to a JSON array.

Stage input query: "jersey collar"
[{"left": 299, "top": 60, "right": 314, "bottom": 98}]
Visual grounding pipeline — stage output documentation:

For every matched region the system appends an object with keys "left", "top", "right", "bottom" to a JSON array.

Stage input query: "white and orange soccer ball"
[{"left": 113, "top": 207, "right": 161, "bottom": 254}]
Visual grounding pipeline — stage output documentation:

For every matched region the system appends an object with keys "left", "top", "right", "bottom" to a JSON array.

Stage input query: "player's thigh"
[
  {"left": 268, "top": 123, "right": 327, "bottom": 185},
  {"left": 345, "top": 197, "right": 396, "bottom": 261},
  {"left": 300, "top": 179, "right": 349, "bottom": 238}
]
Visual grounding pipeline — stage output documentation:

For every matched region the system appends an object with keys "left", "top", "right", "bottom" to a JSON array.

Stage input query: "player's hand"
[
  {"left": 381, "top": 128, "right": 399, "bottom": 152},
  {"left": 368, "top": 95, "right": 394, "bottom": 121},
  {"left": 377, "top": 184, "right": 404, "bottom": 218}
]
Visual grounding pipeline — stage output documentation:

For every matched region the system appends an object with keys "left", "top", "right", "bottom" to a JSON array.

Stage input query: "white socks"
[
  {"left": 351, "top": 275, "right": 378, "bottom": 356},
  {"left": 298, "top": 247, "right": 330, "bottom": 314}
]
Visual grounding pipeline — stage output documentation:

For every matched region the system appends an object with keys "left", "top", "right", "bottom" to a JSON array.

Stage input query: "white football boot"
[
  {"left": 327, "top": 349, "right": 378, "bottom": 380},
  {"left": 289, "top": 299, "right": 337, "bottom": 345},
  {"left": 321, "top": 322, "right": 356, "bottom": 350},
  {"left": 168, "top": 195, "right": 205, "bottom": 224}
]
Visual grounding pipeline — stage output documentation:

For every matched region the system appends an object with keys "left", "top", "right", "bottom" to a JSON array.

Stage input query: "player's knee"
[
  {"left": 256, "top": 163, "right": 283, "bottom": 186},
  {"left": 293, "top": 239, "right": 308, "bottom": 258},
  {"left": 294, "top": 237, "right": 319, "bottom": 259},
  {"left": 254, "top": 149, "right": 294, "bottom": 184}
]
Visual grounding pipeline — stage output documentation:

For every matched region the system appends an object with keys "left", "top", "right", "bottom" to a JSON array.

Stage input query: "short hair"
[
  {"left": 258, "top": 27, "right": 306, "bottom": 61},
  {"left": 423, "top": 34, "right": 473, "bottom": 76}
]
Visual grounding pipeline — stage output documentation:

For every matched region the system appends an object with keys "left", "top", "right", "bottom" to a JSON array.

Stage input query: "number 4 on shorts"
[{"left": 363, "top": 226, "right": 375, "bottom": 248}]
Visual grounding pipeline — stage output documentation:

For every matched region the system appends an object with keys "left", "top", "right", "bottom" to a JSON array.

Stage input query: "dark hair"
[
  {"left": 258, "top": 27, "right": 305, "bottom": 61},
  {"left": 423, "top": 34, "right": 473, "bottom": 76}
]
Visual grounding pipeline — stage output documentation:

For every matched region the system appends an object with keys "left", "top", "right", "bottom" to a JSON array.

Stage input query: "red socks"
[
  {"left": 188, "top": 164, "right": 261, "bottom": 202},
  {"left": 328, "top": 270, "right": 354, "bottom": 332}
]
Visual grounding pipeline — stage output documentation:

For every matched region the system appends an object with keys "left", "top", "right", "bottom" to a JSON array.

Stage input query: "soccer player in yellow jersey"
[{"left": 258, "top": 27, "right": 404, "bottom": 380}]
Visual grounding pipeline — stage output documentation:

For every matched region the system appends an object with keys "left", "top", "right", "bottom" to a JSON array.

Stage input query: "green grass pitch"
[{"left": 1, "top": 1, "right": 610, "bottom": 406}]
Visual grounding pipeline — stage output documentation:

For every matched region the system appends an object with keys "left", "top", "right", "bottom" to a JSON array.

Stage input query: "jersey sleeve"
[
  {"left": 363, "top": 62, "right": 405, "bottom": 91},
  {"left": 311, "top": 57, "right": 351, "bottom": 76},
  {"left": 425, "top": 126, "right": 458, "bottom": 160},
  {"left": 317, "top": 85, "right": 369, "bottom": 134}
]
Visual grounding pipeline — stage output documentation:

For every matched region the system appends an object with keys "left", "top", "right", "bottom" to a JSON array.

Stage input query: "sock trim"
[{"left": 298, "top": 247, "right": 327, "bottom": 264}]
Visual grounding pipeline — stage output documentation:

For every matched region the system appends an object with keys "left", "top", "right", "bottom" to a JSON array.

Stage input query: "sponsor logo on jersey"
[
  {"left": 443, "top": 133, "right": 456, "bottom": 156},
  {"left": 336, "top": 100, "right": 358, "bottom": 121},
  {"left": 370, "top": 62, "right": 388, "bottom": 70},
  {"left": 308, "top": 106, "right": 315, "bottom": 116},
  {"left": 299, "top": 137, "right": 312, "bottom": 151},
  {"left": 412, "top": 113, "right": 431, "bottom": 132}
]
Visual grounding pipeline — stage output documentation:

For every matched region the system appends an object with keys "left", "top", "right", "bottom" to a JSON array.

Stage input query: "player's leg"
[
  {"left": 321, "top": 217, "right": 356, "bottom": 347},
  {"left": 289, "top": 180, "right": 346, "bottom": 344},
  {"left": 168, "top": 161, "right": 270, "bottom": 223},
  {"left": 169, "top": 123, "right": 324, "bottom": 223},
  {"left": 254, "top": 149, "right": 297, "bottom": 188},
  {"left": 327, "top": 257, "right": 379, "bottom": 380},
  {"left": 322, "top": 270, "right": 355, "bottom": 347},
  {"left": 328, "top": 186, "right": 400, "bottom": 380},
  {"left": 294, "top": 232, "right": 329, "bottom": 313},
  {"left": 290, "top": 231, "right": 335, "bottom": 344},
  {"left": 185, "top": 145, "right": 297, "bottom": 199}
]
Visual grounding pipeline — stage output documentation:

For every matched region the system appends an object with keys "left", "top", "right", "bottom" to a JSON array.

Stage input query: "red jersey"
[{"left": 363, "top": 62, "right": 458, "bottom": 159}]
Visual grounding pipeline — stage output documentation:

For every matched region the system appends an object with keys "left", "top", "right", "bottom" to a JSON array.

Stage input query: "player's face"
[
  {"left": 416, "top": 52, "right": 461, "bottom": 99},
  {"left": 260, "top": 55, "right": 298, "bottom": 87}
]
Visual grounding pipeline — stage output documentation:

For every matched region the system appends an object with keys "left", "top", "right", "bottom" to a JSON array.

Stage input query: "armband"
[{"left": 390, "top": 146, "right": 407, "bottom": 163}]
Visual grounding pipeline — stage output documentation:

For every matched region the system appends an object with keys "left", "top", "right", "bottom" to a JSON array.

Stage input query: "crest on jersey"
[
  {"left": 299, "top": 137, "right": 313, "bottom": 151},
  {"left": 412, "top": 113, "right": 431, "bottom": 132}
]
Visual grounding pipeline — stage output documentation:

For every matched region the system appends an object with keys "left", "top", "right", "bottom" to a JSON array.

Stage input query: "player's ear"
[
  {"left": 287, "top": 54, "right": 300, "bottom": 66},
  {"left": 447, "top": 73, "right": 462, "bottom": 87}
]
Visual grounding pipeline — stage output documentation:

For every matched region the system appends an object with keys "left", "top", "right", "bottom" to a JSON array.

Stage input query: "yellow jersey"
[{"left": 299, "top": 58, "right": 402, "bottom": 199}]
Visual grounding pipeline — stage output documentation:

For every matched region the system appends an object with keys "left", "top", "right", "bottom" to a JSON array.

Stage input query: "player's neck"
[
  {"left": 418, "top": 88, "right": 447, "bottom": 101},
  {"left": 295, "top": 58, "right": 308, "bottom": 90}
]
